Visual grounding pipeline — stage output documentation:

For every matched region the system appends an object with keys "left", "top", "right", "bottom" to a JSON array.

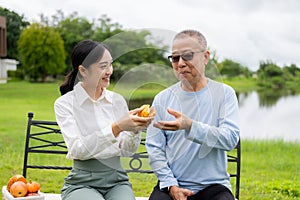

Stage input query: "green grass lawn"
[
  {"left": 1, "top": 81, "right": 300, "bottom": 199},
  {"left": 222, "top": 77, "right": 258, "bottom": 92}
]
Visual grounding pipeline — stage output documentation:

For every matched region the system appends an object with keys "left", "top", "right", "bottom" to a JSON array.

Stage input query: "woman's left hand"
[{"left": 112, "top": 107, "right": 154, "bottom": 136}]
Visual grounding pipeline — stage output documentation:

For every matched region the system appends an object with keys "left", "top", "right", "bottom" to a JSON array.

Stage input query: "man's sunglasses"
[{"left": 168, "top": 50, "right": 205, "bottom": 63}]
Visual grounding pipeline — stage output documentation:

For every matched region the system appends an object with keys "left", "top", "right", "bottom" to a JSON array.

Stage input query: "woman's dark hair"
[{"left": 59, "top": 40, "right": 107, "bottom": 95}]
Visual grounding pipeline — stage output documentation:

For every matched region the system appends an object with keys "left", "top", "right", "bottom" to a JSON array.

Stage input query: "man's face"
[{"left": 171, "top": 36, "right": 210, "bottom": 84}]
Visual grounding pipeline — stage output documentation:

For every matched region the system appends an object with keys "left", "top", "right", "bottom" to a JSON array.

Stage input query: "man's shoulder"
[
  {"left": 154, "top": 82, "right": 180, "bottom": 98},
  {"left": 208, "top": 79, "right": 236, "bottom": 94}
]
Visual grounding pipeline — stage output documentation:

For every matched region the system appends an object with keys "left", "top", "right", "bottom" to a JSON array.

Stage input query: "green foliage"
[
  {"left": 104, "top": 30, "right": 168, "bottom": 64},
  {"left": 0, "top": 7, "right": 29, "bottom": 59},
  {"left": 52, "top": 11, "right": 94, "bottom": 70},
  {"left": 257, "top": 61, "right": 300, "bottom": 90},
  {"left": 103, "top": 30, "right": 169, "bottom": 81},
  {"left": 36, "top": 11, "right": 168, "bottom": 80},
  {"left": 282, "top": 64, "right": 300, "bottom": 82},
  {"left": 218, "top": 59, "right": 251, "bottom": 78},
  {"left": 284, "top": 64, "right": 300, "bottom": 76},
  {"left": 270, "top": 76, "right": 285, "bottom": 89},
  {"left": 18, "top": 23, "right": 66, "bottom": 82},
  {"left": 92, "top": 14, "right": 123, "bottom": 42},
  {"left": 259, "top": 61, "right": 283, "bottom": 77}
]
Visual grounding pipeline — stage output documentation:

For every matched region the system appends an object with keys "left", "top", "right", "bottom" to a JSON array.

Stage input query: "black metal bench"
[{"left": 23, "top": 112, "right": 241, "bottom": 199}]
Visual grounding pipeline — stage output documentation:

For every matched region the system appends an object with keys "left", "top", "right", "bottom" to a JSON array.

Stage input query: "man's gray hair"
[{"left": 174, "top": 29, "right": 207, "bottom": 50}]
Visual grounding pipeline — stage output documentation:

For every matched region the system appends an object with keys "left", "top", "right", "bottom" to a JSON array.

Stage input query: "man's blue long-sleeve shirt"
[{"left": 146, "top": 79, "right": 240, "bottom": 193}]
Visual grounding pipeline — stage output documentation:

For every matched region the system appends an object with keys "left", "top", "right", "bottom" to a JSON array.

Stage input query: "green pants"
[{"left": 61, "top": 157, "right": 135, "bottom": 200}]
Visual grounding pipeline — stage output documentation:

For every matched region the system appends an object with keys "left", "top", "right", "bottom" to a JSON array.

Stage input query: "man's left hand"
[{"left": 153, "top": 108, "right": 192, "bottom": 131}]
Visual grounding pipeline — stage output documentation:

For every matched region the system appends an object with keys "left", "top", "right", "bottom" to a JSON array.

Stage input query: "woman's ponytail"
[{"left": 59, "top": 69, "right": 77, "bottom": 95}]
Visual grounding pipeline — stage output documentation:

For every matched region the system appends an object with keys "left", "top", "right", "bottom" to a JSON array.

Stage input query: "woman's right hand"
[{"left": 112, "top": 107, "right": 154, "bottom": 136}]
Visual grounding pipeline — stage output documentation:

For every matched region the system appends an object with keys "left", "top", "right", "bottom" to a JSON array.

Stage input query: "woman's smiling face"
[{"left": 81, "top": 49, "right": 113, "bottom": 90}]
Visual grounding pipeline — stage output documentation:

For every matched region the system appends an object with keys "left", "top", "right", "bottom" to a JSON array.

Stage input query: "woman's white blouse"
[{"left": 54, "top": 82, "right": 141, "bottom": 160}]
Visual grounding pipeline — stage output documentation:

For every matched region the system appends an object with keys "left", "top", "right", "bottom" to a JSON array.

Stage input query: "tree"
[
  {"left": 92, "top": 14, "right": 123, "bottom": 42},
  {"left": 18, "top": 23, "right": 66, "bottom": 82},
  {"left": 103, "top": 30, "right": 168, "bottom": 64},
  {"left": 32, "top": 10, "right": 171, "bottom": 81},
  {"left": 218, "top": 59, "right": 251, "bottom": 78},
  {"left": 257, "top": 61, "right": 282, "bottom": 78},
  {"left": 53, "top": 11, "right": 94, "bottom": 71},
  {"left": 0, "top": 7, "right": 29, "bottom": 59},
  {"left": 257, "top": 61, "right": 285, "bottom": 89},
  {"left": 102, "top": 30, "right": 169, "bottom": 80},
  {"left": 283, "top": 64, "right": 300, "bottom": 76}
]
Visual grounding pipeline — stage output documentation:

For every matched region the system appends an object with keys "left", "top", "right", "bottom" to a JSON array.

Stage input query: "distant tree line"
[
  {"left": 1, "top": 7, "right": 300, "bottom": 89},
  {"left": 0, "top": 8, "right": 169, "bottom": 82},
  {"left": 215, "top": 58, "right": 300, "bottom": 89},
  {"left": 256, "top": 61, "right": 300, "bottom": 89}
]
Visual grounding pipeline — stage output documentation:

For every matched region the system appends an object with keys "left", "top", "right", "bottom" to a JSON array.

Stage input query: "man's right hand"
[{"left": 169, "top": 186, "right": 194, "bottom": 200}]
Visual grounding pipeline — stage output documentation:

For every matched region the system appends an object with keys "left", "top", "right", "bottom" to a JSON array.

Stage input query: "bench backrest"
[{"left": 23, "top": 112, "right": 240, "bottom": 199}]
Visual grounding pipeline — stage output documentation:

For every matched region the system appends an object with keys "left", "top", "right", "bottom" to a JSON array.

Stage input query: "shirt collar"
[
  {"left": 74, "top": 82, "right": 113, "bottom": 106},
  {"left": 100, "top": 89, "right": 113, "bottom": 104}
]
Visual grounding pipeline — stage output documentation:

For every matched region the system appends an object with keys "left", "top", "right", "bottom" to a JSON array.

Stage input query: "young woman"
[{"left": 54, "top": 40, "right": 152, "bottom": 200}]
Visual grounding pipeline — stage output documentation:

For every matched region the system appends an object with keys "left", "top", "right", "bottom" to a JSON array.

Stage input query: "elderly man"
[{"left": 146, "top": 29, "right": 240, "bottom": 200}]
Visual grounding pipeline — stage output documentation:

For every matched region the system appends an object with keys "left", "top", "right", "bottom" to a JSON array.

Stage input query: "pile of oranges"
[{"left": 6, "top": 174, "right": 41, "bottom": 198}]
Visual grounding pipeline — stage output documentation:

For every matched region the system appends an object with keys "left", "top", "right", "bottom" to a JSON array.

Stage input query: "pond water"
[
  {"left": 238, "top": 91, "right": 300, "bottom": 142},
  {"left": 129, "top": 91, "right": 300, "bottom": 142}
]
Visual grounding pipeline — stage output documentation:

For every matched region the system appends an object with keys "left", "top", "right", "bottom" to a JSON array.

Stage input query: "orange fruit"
[
  {"left": 27, "top": 180, "right": 40, "bottom": 193},
  {"left": 7, "top": 174, "right": 27, "bottom": 192},
  {"left": 138, "top": 104, "right": 156, "bottom": 117},
  {"left": 10, "top": 181, "right": 28, "bottom": 197}
]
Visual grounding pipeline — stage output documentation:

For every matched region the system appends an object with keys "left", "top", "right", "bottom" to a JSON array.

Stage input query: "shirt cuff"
[
  {"left": 185, "top": 120, "right": 208, "bottom": 143},
  {"left": 100, "top": 124, "right": 118, "bottom": 143},
  {"left": 159, "top": 179, "right": 178, "bottom": 190}
]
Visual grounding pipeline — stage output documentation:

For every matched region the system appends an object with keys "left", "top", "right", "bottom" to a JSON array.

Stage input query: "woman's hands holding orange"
[{"left": 112, "top": 105, "right": 155, "bottom": 136}]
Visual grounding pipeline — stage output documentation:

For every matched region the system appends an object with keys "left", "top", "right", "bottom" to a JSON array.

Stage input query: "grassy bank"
[
  {"left": 1, "top": 81, "right": 299, "bottom": 199},
  {"left": 222, "top": 77, "right": 258, "bottom": 92}
]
